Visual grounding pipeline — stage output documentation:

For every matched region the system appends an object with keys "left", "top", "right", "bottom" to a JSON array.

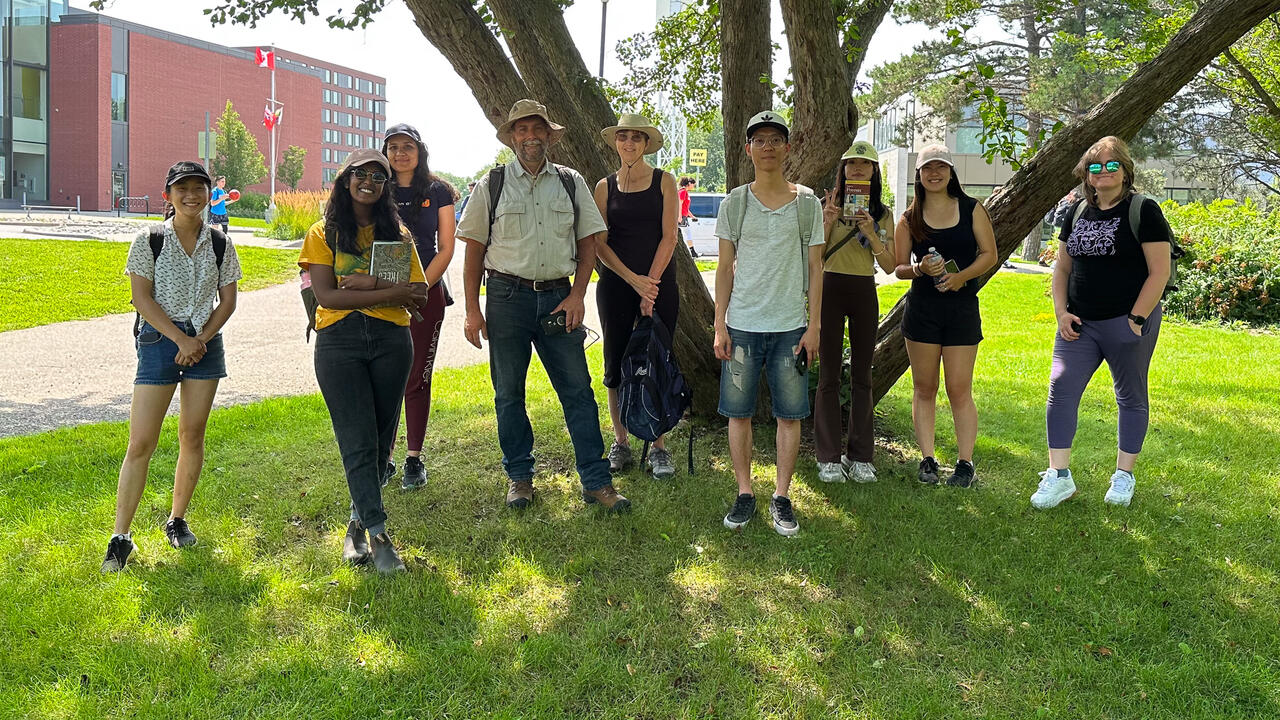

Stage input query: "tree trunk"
[
  {"left": 1019, "top": 2, "right": 1045, "bottom": 263},
  {"left": 779, "top": 0, "right": 859, "bottom": 192},
  {"left": 871, "top": 0, "right": 1280, "bottom": 404},
  {"left": 720, "top": 0, "right": 773, "bottom": 189}
]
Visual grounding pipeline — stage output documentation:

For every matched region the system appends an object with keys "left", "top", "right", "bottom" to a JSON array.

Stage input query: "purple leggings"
[{"left": 1046, "top": 307, "right": 1161, "bottom": 455}]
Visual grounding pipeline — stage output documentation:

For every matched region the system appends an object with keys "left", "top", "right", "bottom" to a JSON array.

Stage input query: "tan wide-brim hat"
[
  {"left": 496, "top": 99, "right": 566, "bottom": 149},
  {"left": 338, "top": 148, "right": 391, "bottom": 176},
  {"left": 601, "top": 113, "right": 664, "bottom": 154}
]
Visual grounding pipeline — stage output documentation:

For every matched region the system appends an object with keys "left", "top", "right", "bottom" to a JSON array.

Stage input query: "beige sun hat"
[
  {"left": 495, "top": 99, "right": 566, "bottom": 148},
  {"left": 915, "top": 144, "right": 955, "bottom": 169},
  {"left": 601, "top": 114, "right": 664, "bottom": 154}
]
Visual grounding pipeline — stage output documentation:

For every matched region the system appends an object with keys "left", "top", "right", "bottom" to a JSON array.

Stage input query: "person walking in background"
[
  {"left": 714, "top": 111, "right": 824, "bottom": 537},
  {"left": 593, "top": 114, "right": 681, "bottom": 478},
  {"left": 457, "top": 99, "right": 631, "bottom": 514},
  {"left": 456, "top": 180, "right": 477, "bottom": 222},
  {"left": 1031, "top": 136, "right": 1171, "bottom": 510},
  {"left": 892, "top": 144, "right": 997, "bottom": 489},
  {"left": 814, "top": 141, "right": 896, "bottom": 484},
  {"left": 102, "top": 161, "right": 242, "bottom": 572},
  {"left": 382, "top": 123, "right": 455, "bottom": 490},
  {"left": 300, "top": 149, "right": 428, "bottom": 573},
  {"left": 208, "top": 176, "right": 237, "bottom": 235},
  {"left": 678, "top": 176, "right": 699, "bottom": 258}
]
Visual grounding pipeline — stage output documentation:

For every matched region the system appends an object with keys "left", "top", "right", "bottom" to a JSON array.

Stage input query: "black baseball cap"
[
  {"left": 165, "top": 161, "right": 212, "bottom": 187},
  {"left": 383, "top": 123, "right": 422, "bottom": 144}
]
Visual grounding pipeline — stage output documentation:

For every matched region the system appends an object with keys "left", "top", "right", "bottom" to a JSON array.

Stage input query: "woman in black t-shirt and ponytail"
[{"left": 1031, "top": 136, "right": 1171, "bottom": 511}]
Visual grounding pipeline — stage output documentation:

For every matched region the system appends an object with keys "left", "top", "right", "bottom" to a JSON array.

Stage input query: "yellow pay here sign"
[{"left": 689, "top": 148, "right": 707, "bottom": 167}]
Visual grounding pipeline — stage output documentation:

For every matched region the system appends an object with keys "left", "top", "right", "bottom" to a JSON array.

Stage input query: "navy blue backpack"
[{"left": 618, "top": 315, "right": 694, "bottom": 473}]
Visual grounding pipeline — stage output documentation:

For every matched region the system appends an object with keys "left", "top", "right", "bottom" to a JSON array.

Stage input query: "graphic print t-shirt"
[{"left": 1061, "top": 195, "right": 1170, "bottom": 321}]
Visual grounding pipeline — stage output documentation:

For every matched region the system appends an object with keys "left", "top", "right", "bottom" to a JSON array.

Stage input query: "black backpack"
[
  {"left": 300, "top": 228, "right": 336, "bottom": 342},
  {"left": 1069, "top": 193, "right": 1185, "bottom": 296},
  {"left": 618, "top": 315, "right": 694, "bottom": 473},
  {"left": 133, "top": 224, "right": 226, "bottom": 337}
]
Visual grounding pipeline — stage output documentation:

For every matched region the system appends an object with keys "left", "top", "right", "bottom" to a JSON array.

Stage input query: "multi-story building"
[
  {"left": 0, "top": 0, "right": 71, "bottom": 206},
  {"left": 47, "top": 9, "right": 384, "bottom": 212}
]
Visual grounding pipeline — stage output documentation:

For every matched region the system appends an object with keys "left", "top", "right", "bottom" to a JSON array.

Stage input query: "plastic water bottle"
[{"left": 927, "top": 246, "right": 945, "bottom": 286}]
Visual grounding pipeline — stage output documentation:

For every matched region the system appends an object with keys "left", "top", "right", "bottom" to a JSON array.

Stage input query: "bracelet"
[{"left": 911, "top": 263, "right": 921, "bottom": 277}]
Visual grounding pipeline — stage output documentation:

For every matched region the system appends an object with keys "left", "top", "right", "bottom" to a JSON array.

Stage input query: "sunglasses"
[
  {"left": 350, "top": 168, "right": 388, "bottom": 184},
  {"left": 1087, "top": 160, "right": 1122, "bottom": 175}
]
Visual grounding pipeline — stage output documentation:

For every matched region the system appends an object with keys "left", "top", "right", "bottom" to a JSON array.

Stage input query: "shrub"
[
  {"left": 268, "top": 191, "right": 326, "bottom": 242},
  {"left": 1161, "top": 199, "right": 1280, "bottom": 326},
  {"left": 228, "top": 190, "right": 269, "bottom": 219}
]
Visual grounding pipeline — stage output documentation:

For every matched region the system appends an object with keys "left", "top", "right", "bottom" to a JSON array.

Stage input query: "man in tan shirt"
[{"left": 456, "top": 99, "right": 631, "bottom": 514}]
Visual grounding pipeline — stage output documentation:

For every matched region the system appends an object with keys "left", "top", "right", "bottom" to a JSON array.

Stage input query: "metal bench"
[{"left": 22, "top": 204, "right": 78, "bottom": 219}]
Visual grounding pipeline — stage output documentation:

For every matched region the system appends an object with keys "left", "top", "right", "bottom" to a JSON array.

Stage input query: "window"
[
  {"left": 688, "top": 194, "right": 724, "bottom": 217},
  {"left": 323, "top": 167, "right": 337, "bottom": 183},
  {"left": 110, "top": 72, "right": 127, "bottom": 122},
  {"left": 324, "top": 69, "right": 331, "bottom": 83},
  {"left": 322, "top": 109, "right": 330, "bottom": 123},
  {"left": 12, "top": 0, "right": 49, "bottom": 65},
  {"left": 357, "top": 115, "right": 372, "bottom": 131},
  {"left": 323, "top": 148, "right": 331, "bottom": 162},
  {"left": 343, "top": 73, "right": 353, "bottom": 89},
  {"left": 12, "top": 66, "right": 45, "bottom": 121},
  {"left": 358, "top": 78, "right": 372, "bottom": 94},
  {"left": 368, "top": 135, "right": 378, "bottom": 149},
  {"left": 347, "top": 132, "right": 357, "bottom": 146},
  {"left": 365, "top": 98, "right": 373, "bottom": 113},
  {"left": 375, "top": 82, "right": 384, "bottom": 97},
  {"left": 344, "top": 113, "right": 354, "bottom": 127},
  {"left": 375, "top": 119, "right": 384, "bottom": 133}
]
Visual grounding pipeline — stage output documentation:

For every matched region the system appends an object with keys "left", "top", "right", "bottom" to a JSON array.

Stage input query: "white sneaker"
[
  {"left": 1030, "top": 468, "right": 1076, "bottom": 509},
  {"left": 1105, "top": 469, "right": 1135, "bottom": 507},
  {"left": 817, "top": 461, "right": 846, "bottom": 483},
  {"left": 842, "top": 455, "right": 877, "bottom": 484}
]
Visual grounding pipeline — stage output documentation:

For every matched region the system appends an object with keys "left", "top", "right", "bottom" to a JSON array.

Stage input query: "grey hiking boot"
[
  {"left": 343, "top": 521, "right": 371, "bottom": 565},
  {"left": 370, "top": 532, "right": 406, "bottom": 574},
  {"left": 608, "top": 441, "right": 633, "bottom": 473},
  {"left": 648, "top": 447, "right": 676, "bottom": 479}
]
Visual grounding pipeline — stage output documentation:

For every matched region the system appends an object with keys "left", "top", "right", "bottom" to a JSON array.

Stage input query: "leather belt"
[{"left": 487, "top": 270, "right": 571, "bottom": 291}]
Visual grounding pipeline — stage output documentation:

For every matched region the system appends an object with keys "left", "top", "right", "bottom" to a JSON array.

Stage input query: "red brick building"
[{"left": 50, "top": 11, "right": 384, "bottom": 211}]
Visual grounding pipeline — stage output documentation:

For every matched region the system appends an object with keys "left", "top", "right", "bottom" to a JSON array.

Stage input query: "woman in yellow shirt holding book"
[
  {"left": 814, "top": 141, "right": 896, "bottom": 484},
  {"left": 298, "top": 149, "right": 428, "bottom": 573}
]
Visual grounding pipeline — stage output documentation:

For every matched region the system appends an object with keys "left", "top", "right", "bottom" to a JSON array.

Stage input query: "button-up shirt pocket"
[
  {"left": 549, "top": 196, "right": 575, "bottom": 239},
  {"left": 494, "top": 200, "right": 527, "bottom": 241}
]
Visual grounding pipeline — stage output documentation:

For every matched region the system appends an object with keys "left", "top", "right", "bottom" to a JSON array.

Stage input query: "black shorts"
[{"left": 901, "top": 290, "right": 983, "bottom": 346}]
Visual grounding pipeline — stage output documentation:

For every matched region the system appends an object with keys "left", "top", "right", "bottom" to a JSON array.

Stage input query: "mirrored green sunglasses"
[{"left": 1087, "top": 160, "right": 1122, "bottom": 175}]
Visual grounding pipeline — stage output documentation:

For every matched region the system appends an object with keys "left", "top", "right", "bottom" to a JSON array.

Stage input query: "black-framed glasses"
[
  {"left": 1087, "top": 160, "right": 1122, "bottom": 175},
  {"left": 350, "top": 168, "right": 388, "bottom": 184}
]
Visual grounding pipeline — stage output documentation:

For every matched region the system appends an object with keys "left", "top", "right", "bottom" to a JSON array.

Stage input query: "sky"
[{"left": 81, "top": 0, "right": 929, "bottom": 177}]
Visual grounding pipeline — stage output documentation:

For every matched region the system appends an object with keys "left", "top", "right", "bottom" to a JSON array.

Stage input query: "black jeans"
[{"left": 314, "top": 313, "right": 412, "bottom": 536}]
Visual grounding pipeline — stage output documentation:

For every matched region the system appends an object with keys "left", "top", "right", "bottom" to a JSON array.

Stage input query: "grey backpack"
[{"left": 722, "top": 183, "right": 819, "bottom": 297}]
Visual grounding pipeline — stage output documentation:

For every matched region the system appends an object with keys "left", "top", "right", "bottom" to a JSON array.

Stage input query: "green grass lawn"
[
  {"left": 0, "top": 238, "right": 300, "bottom": 332},
  {"left": 1, "top": 274, "right": 1278, "bottom": 718},
  {"left": 135, "top": 215, "right": 270, "bottom": 229}
]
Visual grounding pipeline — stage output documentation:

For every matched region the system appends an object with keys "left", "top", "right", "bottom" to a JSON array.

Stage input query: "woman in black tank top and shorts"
[
  {"left": 892, "top": 144, "right": 997, "bottom": 488},
  {"left": 592, "top": 114, "right": 681, "bottom": 478}
]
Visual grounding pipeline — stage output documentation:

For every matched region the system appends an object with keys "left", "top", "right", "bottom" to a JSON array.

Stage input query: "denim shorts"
[
  {"left": 134, "top": 320, "right": 227, "bottom": 385},
  {"left": 718, "top": 326, "right": 810, "bottom": 419}
]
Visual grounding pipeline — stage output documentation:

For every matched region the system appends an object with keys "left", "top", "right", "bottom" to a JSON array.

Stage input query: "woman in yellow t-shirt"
[
  {"left": 815, "top": 141, "right": 896, "bottom": 484},
  {"left": 298, "top": 149, "right": 428, "bottom": 574}
]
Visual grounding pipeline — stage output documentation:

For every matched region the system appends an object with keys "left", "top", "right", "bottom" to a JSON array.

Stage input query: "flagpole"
[{"left": 268, "top": 43, "right": 277, "bottom": 221}]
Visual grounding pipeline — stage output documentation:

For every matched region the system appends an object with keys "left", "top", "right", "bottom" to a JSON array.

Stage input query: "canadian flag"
[
  {"left": 263, "top": 105, "right": 283, "bottom": 131},
  {"left": 255, "top": 48, "right": 275, "bottom": 69}
]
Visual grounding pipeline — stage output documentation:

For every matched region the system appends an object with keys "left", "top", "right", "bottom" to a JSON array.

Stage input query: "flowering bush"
[
  {"left": 268, "top": 191, "right": 326, "bottom": 242},
  {"left": 1161, "top": 199, "right": 1280, "bottom": 326}
]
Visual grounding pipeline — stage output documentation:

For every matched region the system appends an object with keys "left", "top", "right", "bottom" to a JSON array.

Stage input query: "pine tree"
[{"left": 279, "top": 145, "right": 306, "bottom": 190}]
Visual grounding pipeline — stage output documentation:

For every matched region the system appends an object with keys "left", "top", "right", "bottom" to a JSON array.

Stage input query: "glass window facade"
[
  {"left": 110, "top": 72, "right": 126, "bottom": 121},
  {"left": 3, "top": 0, "right": 50, "bottom": 200}
]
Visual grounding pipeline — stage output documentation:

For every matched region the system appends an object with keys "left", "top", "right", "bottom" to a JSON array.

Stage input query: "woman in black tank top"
[
  {"left": 891, "top": 144, "right": 997, "bottom": 488},
  {"left": 592, "top": 115, "right": 682, "bottom": 478}
]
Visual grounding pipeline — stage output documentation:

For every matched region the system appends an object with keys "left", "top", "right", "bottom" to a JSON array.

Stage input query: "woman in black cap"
[
  {"left": 102, "top": 160, "right": 242, "bottom": 572},
  {"left": 300, "top": 149, "right": 429, "bottom": 573},
  {"left": 382, "top": 123, "right": 456, "bottom": 490}
]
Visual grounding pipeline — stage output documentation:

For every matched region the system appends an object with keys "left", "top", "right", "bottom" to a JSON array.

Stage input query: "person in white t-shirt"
[{"left": 713, "top": 111, "right": 824, "bottom": 537}]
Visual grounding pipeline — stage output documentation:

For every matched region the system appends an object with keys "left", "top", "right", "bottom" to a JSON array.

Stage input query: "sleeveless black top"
[
  {"left": 603, "top": 168, "right": 674, "bottom": 281},
  {"left": 909, "top": 194, "right": 980, "bottom": 297}
]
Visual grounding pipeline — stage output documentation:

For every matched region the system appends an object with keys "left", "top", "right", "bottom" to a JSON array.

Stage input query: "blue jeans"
[
  {"left": 718, "top": 326, "right": 811, "bottom": 419},
  {"left": 485, "top": 275, "right": 611, "bottom": 490},
  {"left": 134, "top": 320, "right": 227, "bottom": 385},
  {"left": 313, "top": 313, "right": 413, "bottom": 536}
]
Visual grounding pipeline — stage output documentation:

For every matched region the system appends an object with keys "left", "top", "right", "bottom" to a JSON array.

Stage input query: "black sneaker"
[
  {"left": 690, "top": 247, "right": 700, "bottom": 258},
  {"left": 381, "top": 461, "right": 396, "bottom": 488},
  {"left": 946, "top": 460, "right": 976, "bottom": 488},
  {"left": 723, "top": 493, "right": 756, "bottom": 530},
  {"left": 402, "top": 456, "right": 427, "bottom": 490},
  {"left": 769, "top": 495, "right": 800, "bottom": 537},
  {"left": 101, "top": 535, "right": 135, "bottom": 573},
  {"left": 918, "top": 456, "right": 941, "bottom": 484},
  {"left": 163, "top": 517, "right": 198, "bottom": 548}
]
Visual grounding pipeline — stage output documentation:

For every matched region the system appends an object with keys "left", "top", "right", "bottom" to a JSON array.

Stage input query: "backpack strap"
[
  {"left": 723, "top": 185, "right": 749, "bottom": 249},
  {"left": 795, "top": 186, "right": 816, "bottom": 295},
  {"left": 486, "top": 165, "right": 506, "bottom": 233},
  {"left": 1128, "top": 192, "right": 1145, "bottom": 240},
  {"left": 210, "top": 227, "right": 227, "bottom": 268},
  {"left": 1069, "top": 198, "right": 1088, "bottom": 229},
  {"left": 148, "top": 224, "right": 165, "bottom": 261},
  {"left": 553, "top": 164, "right": 582, "bottom": 264}
]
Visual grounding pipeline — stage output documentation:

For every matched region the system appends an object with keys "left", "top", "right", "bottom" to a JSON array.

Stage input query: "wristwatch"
[{"left": 1127, "top": 313, "right": 1146, "bottom": 327}]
